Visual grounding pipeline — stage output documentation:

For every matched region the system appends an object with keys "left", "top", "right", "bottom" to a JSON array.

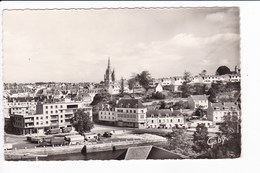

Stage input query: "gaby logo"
[{"left": 207, "top": 135, "right": 228, "bottom": 148}]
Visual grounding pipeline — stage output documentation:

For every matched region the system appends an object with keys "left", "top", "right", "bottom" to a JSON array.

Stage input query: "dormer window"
[
  {"left": 151, "top": 114, "right": 154, "bottom": 118},
  {"left": 223, "top": 107, "right": 229, "bottom": 111},
  {"left": 214, "top": 107, "right": 220, "bottom": 111},
  {"left": 231, "top": 106, "right": 237, "bottom": 111}
]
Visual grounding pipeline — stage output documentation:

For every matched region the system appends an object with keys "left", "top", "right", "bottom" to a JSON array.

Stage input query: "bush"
[{"left": 151, "top": 92, "right": 165, "bottom": 99}]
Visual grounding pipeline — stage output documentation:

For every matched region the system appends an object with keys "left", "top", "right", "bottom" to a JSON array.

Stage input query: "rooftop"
[
  {"left": 116, "top": 99, "right": 145, "bottom": 109},
  {"left": 146, "top": 109, "right": 181, "bottom": 118},
  {"left": 190, "top": 95, "right": 208, "bottom": 101},
  {"left": 117, "top": 145, "right": 183, "bottom": 160}
]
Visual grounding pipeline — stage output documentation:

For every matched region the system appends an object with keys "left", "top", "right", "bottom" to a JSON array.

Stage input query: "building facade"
[
  {"left": 146, "top": 109, "right": 184, "bottom": 129},
  {"left": 98, "top": 99, "right": 147, "bottom": 128},
  {"left": 187, "top": 95, "right": 209, "bottom": 109},
  {"left": 12, "top": 101, "right": 92, "bottom": 135},
  {"left": 207, "top": 102, "right": 240, "bottom": 124}
]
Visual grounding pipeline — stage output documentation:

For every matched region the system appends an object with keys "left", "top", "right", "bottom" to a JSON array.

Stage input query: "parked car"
[
  {"left": 45, "top": 128, "right": 60, "bottom": 135},
  {"left": 102, "top": 131, "right": 112, "bottom": 137},
  {"left": 62, "top": 127, "right": 72, "bottom": 133}
]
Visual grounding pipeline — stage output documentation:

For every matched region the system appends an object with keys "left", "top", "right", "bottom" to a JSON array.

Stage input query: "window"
[
  {"left": 60, "top": 110, "right": 63, "bottom": 113},
  {"left": 51, "top": 111, "right": 53, "bottom": 114},
  {"left": 46, "top": 111, "right": 48, "bottom": 114},
  {"left": 46, "top": 116, "right": 48, "bottom": 119},
  {"left": 61, "top": 120, "right": 63, "bottom": 123},
  {"left": 50, "top": 106, "right": 53, "bottom": 109},
  {"left": 170, "top": 119, "right": 173, "bottom": 123},
  {"left": 141, "top": 110, "right": 144, "bottom": 113},
  {"left": 60, "top": 105, "right": 63, "bottom": 108},
  {"left": 46, "top": 121, "right": 48, "bottom": 124},
  {"left": 126, "top": 110, "right": 128, "bottom": 113},
  {"left": 46, "top": 106, "right": 48, "bottom": 109},
  {"left": 55, "top": 110, "right": 58, "bottom": 113},
  {"left": 101, "top": 112, "right": 103, "bottom": 115},
  {"left": 101, "top": 116, "right": 103, "bottom": 119},
  {"left": 130, "top": 110, "right": 132, "bottom": 113},
  {"left": 41, "top": 117, "right": 43, "bottom": 120},
  {"left": 61, "top": 115, "right": 63, "bottom": 118},
  {"left": 178, "top": 119, "right": 180, "bottom": 123},
  {"left": 151, "top": 120, "right": 154, "bottom": 123},
  {"left": 133, "top": 110, "right": 136, "bottom": 113},
  {"left": 55, "top": 105, "right": 58, "bottom": 108},
  {"left": 159, "top": 120, "right": 161, "bottom": 123},
  {"left": 36, "top": 122, "right": 39, "bottom": 125},
  {"left": 36, "top": 117, "right": 39, "bottom": 120},
  {"left": 140, "top": 114, "right": 144, "bottom": 119}
]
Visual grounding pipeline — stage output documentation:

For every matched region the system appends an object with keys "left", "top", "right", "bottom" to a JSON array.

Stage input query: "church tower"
[{"left": 104, "top": 57, "right": 115, "bottom": 87}]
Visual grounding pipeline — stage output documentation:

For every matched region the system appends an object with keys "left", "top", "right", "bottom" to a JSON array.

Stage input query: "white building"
[
  {"left": 99, "top": 105, "right": 117, "bottom": 125},
  {"left": 146, "top": 109, "right": 184, "bottom": 129},
  {"left": 187, "top": 95, "right": 209, "bottom": 109},
  {"left": 116, "top": 99, "right": 147, "bottom": 128},
  {"left": 13, "top": 101, "right": 92, "bottom": 135},
  {"left": 207, "top": 102, "right": 240, "bottom": 124}
]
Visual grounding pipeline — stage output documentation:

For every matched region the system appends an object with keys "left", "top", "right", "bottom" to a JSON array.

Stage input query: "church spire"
[{"left": 108, "top": 57, "right": 111, "bottom": 69}]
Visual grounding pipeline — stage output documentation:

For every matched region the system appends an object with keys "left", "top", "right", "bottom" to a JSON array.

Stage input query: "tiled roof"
[
  {"left": 8, "top": 97, "right": 35, "bottom": 102},
  {"left": 116, "top": 99, "right": 145, "bottom": 108},
  {"left": 124, "top": 146, "right": 152, "bottom": 160},
  {"left": 117, "top": 146, "right": 183, "bottom": 160},
  {"left": 211, "top": 102, "right": 240, "bottom": 111},
  {"left": 146, "top": 109, "right": 181, "bottom": 118},
  {"left": 190, "top": 95, "right": 208, "bottom": 101}
]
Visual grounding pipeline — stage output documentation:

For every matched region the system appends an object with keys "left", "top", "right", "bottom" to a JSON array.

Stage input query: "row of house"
[
  {"left": 99, "top": 99, "right": 185, "bottom": 129},
  {"left": 98, "top": 97, "right": 240, "bottom": 129},
  {"left": 149, "top": 74, "right": 241, "bottom": 89}
]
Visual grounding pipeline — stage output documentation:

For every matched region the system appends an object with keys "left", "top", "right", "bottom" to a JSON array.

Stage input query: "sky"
[{"left": 3, "top": 7, "right": 240, "bottom": 83}]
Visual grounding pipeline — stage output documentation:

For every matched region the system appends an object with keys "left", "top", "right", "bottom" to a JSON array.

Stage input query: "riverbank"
[{"left": 5, "top": 138, "right": 167, "bottom": 161}]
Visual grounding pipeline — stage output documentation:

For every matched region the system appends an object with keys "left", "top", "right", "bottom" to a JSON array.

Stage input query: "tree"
[
  {"left": 90, "top": 93, "right": 110, "bottom": 105},
  {"left": 199, "top": 70, "right": 207, "bottom": 76},
  {"left": 183, "top": 71, "right": 192, "bottom": 83},
  {"left": 216, "top": 66, "right": 231, "bottom": 75},
  {"left": 180, "top": 71, "right": 192, "bottom": 98},
  {"left": 159, "top": 101, "right": 166, "bottom": 109},
  {"left": 71, "top": 109, "right": 94, "bottom": 134},
  {"left": 192, "top": 124, "right": 209, "bottom": 153},
  {"left": 218, "top": 114, "right": 241, "bottom": 158},
  {"left": 207, "top": 86, "right": 217, "bottom": 103},
  {"left": 172, "top": 100, "right": 188, "bottom": 110},
  {"left": 151, "top": 91, "right": 165, "bottom": 99},
  {"left": 192, "top": 106, "right": 207, "bottom": 119},
  {"left": 193, "top": 83, "right": 207, "bottom": 95},
  {"left": 135, "top": 71, "right": 152, "bottom": 91},
  {"left": 128, "top": 73, "right": 138, "bottom": 94},
  {"left": 120, "top": 77, "right": 125, "bottom": 96},
  {"left": 167, "top": 129, "right": 195, "bottom": 157}
]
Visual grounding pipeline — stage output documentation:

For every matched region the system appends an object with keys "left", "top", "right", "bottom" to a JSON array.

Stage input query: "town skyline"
[{"left": 3, "top": 8, "right": 240, "bottom": 83}]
